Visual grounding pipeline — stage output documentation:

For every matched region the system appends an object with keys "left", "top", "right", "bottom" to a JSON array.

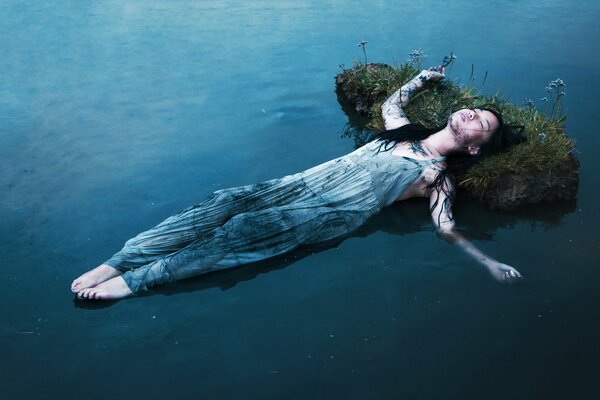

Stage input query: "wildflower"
[
  {"left": 546, "top": 78, "right": 565, "bottom": 91},
  {"left": 541, "top": 78, "right": 567, "bottom": 120},
  {"left": 407, "top": 49, "right": 427, "bottom": 67},
  {"left": 441, "top": 54, "right": 456, "bottom": 68},
  {"left": 357, "top": 40, "right": 368, "bottom": 65}
]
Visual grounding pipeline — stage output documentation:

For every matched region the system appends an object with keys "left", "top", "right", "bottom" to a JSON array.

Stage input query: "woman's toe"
[{"left": 71, "top": 280, "right": 81, "bottom": 292}]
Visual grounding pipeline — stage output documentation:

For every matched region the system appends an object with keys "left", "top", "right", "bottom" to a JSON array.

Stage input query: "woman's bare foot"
[
  {"left": 71, "top": 264, "right": 122, "bottom": 293},
  {"left": 76, "top": 276, "right": 133, "bottom": 300}
]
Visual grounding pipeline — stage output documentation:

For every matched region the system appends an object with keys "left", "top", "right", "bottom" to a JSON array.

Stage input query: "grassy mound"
[{"left": 337, "top": 61, "right": 575, "bottom": 192}]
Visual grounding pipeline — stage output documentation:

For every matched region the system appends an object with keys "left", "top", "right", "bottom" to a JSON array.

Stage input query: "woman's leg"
[
  {"left": 102, "top": 189, "right": 253, "bottom": 271},
  {"left": 72, "top": 202, "right": 222, "bottom": 293},
  {"left": 73, "top": 179, "right": 310, "bottom": 293},
  {"left": 102, "top": 175, "right": 315, "bottom": 272},
  {"left": 79, "top": 206, "right": 366, "bottom": 300},
  {"left": 73, "top": 190, "right": 239, "bottom": 292}
]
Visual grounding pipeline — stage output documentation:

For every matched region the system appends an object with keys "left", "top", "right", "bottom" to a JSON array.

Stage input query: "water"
[{"left": 1, "top": 1, "right": 599, "bottom": 399}]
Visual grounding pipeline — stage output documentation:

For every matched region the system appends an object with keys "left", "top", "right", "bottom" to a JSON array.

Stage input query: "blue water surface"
[{"left": 1, "top": 1, "right": 599, "bottom": 399}]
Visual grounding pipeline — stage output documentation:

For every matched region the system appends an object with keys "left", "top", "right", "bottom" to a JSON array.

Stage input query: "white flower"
[{"left": 538, "top": 131, "right": 547, "bottom": 142}]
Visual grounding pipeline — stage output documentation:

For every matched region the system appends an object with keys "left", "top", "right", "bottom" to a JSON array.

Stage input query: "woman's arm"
[
  {"left": 429, "top": 175, "right": 523, "bottom": 282},
  {"left": 381, "top": 66, "right": 445, "bottom": 130}
]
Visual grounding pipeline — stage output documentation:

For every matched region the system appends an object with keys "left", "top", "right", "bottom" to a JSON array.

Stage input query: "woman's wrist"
[
  {"left": 400, "top": 79, "right": 423, "bottom": 106},
  {"left": 455, "top": 240, "right": 495, "bottom": 267},
  {"left": 481, "top": 257, "right": 498, "bottom": 270},
  {"left": 397, "top": 68, "right": 443, "bottom": 107}
]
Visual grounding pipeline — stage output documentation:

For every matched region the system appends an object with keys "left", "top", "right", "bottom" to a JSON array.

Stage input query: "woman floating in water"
[{"left": 72, "top": 66, "right": 525, "bottom": 300}]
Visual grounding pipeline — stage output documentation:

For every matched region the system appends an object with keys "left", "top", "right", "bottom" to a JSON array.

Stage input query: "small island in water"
[{"left": 335, "top": 57, "right": 579, "bottom": 210}]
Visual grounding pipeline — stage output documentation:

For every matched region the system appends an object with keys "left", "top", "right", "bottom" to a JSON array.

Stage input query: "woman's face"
[{"left": 448, "top": 108, "right": 499, "bottom": 153}]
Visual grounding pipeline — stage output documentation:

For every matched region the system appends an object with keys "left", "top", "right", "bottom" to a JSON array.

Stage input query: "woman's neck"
[{"left": 421, "top": 126, "right": 460, "bottom": 157}]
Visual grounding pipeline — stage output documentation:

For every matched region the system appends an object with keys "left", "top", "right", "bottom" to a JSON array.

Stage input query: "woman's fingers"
[
  {"left": 495, "top": 265, "right": 523, "bottom": 282},
  {"left": 507, "top": 268, "right": 523, "bottom": 281},
  {"left": 425, "top": 66, "right": 445, "bottom": 81},
  {"left": 428, "top": 65, "right": 445, "bottom": 73}
]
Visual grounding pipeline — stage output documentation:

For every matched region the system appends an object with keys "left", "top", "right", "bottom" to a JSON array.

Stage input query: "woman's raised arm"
[
  {"left": 381, "top": 66, "right": 445, "bottom": 130},
  {"left": 429, "top": 175, "right": 523, "bottom": 283}
]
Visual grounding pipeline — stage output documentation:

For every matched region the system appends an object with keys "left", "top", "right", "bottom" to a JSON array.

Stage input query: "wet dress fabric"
[{"left": 105, "top": 139, "right": 445, "bottom": 293}]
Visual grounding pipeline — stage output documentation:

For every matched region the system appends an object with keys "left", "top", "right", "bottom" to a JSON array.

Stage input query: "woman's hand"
[
  {"left": 486, "top": 261, "right": 523, "bottom": 283},
  {"left": 419, "top": 66, "right": 445, "bottom": 82}
]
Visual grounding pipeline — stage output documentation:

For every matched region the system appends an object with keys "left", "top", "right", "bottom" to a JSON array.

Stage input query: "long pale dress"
[{"left": 104, "top": 140, "right": 445, "bottom": 293}]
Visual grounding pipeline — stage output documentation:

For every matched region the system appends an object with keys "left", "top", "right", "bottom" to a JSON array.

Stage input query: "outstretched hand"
[
  {"left": 420, "top": 66, "right": 445, "bottom": 82},
  {"left": 487, "top": 262, "right": 523, "bottom": 283}
]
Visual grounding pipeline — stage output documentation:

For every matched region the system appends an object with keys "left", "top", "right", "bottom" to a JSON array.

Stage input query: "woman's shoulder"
[{"left": 422, "top": 160, "right": 450, "bottom": 184}]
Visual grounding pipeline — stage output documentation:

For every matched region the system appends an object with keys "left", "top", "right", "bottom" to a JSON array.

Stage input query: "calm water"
[{"left": 1, "top": 1, "right": 599, "bottom": 399}]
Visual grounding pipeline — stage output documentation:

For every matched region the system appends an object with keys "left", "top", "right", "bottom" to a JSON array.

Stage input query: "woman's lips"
[{"left": 460, "top": 112, "right": 466, "bottom": 122}]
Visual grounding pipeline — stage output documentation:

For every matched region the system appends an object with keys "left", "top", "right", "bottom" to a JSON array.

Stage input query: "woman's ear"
[{"left": 468, "top": 146, "right": 480, "bottom": 156}]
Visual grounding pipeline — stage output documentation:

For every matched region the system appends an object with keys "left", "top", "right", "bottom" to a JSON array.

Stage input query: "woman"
[{"left": 72, "top": 66, "right": 525, "bottom": 300}]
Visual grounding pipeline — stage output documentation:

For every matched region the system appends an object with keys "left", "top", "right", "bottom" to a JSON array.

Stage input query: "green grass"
[{"left": 340, "top": 61, "right": 574, "bottom": 190}]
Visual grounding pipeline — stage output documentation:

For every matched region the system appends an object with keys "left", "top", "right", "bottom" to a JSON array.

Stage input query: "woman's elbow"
[{"left": 436, "top": 222, "right": 456, "bottom": 238}]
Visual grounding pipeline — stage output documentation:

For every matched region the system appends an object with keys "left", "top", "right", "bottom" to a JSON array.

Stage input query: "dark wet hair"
[{"left": 374, "top": 104, "right": 526, "bottom": 177}]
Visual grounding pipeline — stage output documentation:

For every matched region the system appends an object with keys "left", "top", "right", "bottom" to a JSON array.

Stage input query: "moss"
[{"left": 337, "top": 62, "right": 575, "bottom": 192}]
